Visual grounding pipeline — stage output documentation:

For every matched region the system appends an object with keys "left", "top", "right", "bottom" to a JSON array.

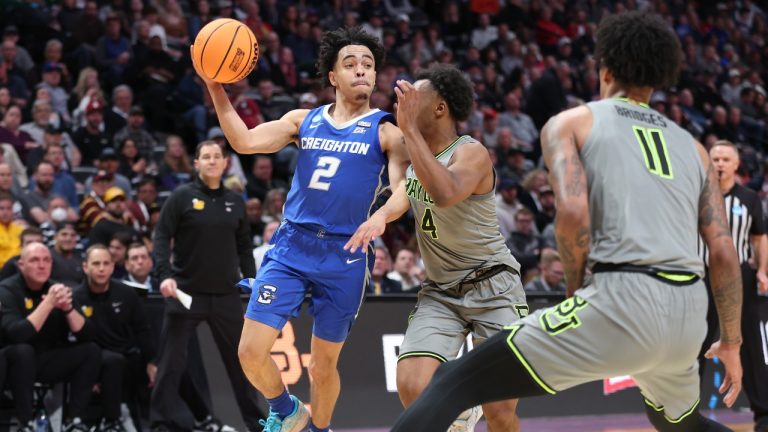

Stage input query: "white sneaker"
[{"left": 447, "top": 406, "right": 483, "bottom": 432}]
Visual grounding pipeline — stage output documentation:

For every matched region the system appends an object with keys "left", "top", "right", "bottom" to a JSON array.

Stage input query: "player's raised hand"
[
  {"left": 344, "top": 213, "right": 386, "bottom": 253},
  {"left": 705, "top": 340, "right": 742, "bottom": 407},
  {"left": 394, "top": 80, "right": 420, "bottom": 132},
  {"left": 189, "top": 45, "right": 218, "bottom": 87}
]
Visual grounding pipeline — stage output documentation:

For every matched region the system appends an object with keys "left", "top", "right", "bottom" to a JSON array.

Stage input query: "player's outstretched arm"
[
  {"left": 541, "top": 107, "right": 591, "bottom": 297},
  {"left": 190, "top": 45, "right": 307, "bottom": 154},
  {"left": 395, "top": 80, "right": 490, "bottom": 208},
  {"left": 344, "top": 123, "right": 411, "bottom": 253},
  {"left": 697, "top": 142, "right": 743, "bottom": 407}
]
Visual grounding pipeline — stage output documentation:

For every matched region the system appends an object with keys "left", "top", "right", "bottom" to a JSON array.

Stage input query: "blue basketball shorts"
[{"left": 244, "top": 221, "right": 373, "bottom": 343}]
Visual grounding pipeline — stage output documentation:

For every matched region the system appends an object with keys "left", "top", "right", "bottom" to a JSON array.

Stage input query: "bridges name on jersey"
[{"left": 283, "top": 105, "right": 392, "bottom": 235}]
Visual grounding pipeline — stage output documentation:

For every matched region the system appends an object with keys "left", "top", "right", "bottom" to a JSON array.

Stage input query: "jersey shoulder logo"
[
  {"left": 81, "top": 305, "right": 93, "bottom": 318},
  {"left": 192, "top": 198, "right": 205, "bottom": 210}
]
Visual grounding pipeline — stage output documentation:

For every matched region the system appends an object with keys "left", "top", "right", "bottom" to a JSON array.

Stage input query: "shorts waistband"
[
  {"left": 459, "top": 264, "right": 513, "bottom": 286},
  {"left": 592, "top": 263, "right": 700, "bottom": 286},
  {"left": 287, "top": 221, "right": 350, "bottom": 240}
]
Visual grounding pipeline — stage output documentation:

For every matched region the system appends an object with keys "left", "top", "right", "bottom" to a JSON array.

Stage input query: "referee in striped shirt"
[{"left": 699, "top": 140, "right": 768, "bottom": 431}]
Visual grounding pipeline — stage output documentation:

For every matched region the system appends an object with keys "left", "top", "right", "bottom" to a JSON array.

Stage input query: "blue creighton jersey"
[{"left": 283, "top": 105, "right": 393, "bottom": 235}]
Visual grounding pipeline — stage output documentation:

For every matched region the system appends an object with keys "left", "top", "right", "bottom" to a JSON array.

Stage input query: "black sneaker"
[
  {"left": 194, "top": 415, "right": 237, "bottom": 432},
  {"left": 62, "top": 417, "right": 92, "bottom": 432},
  {"left": 99, "top": 419, "right": 127, "bottom": 432}
]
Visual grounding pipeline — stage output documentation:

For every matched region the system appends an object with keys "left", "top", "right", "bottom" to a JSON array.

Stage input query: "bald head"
[{"left": 18, "top": 242, "right": 52, "bottom": 289}]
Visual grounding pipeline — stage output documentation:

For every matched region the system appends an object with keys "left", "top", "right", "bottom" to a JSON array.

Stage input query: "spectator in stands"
[
  {"left": 721, "top": 68, "right": 744, "bottom": 105},
  {"left": 471, "top": 13, "right": 498, "bottom": 51},
  {"left": 79, "top": 170, "right": 114, "bottom": 235},
  {"left": 127, "top": 177, "right": 160, "bottom": 237},
  {"left": 37, "top": 62, "right": 70, "bottom": 124},
  {"left": 50, "top": 222, "right": 84, "bottom": 287},
  {"left": 123, "top": 242, "right": 157, "bottom": 292},
  {"left": 21, "top": 100, "right": 56, "bottom": 147},
  {"left": 253, "top": 220, "right": 280, "bottom": 271},
  {"left": 72, "top": 0, "right": 106, "bottom": 48},
  {"left": 255, "top": 79, "right": 286, "bottom": 121},
  {"left": 0, "top": 227, "right": 43, "bottom": 279},
  {"left": 96, "top": 14, "right": 132, "bottom": 88},
  {"left": 0, "top": 58, "right": 29, "bottom": 111},
  {"left": 187, "top": 0, "right": 213, "bottom": 38},
  {"left": 34, "top": 142, "right": 79, "bottom": 208},
  {"left": 69, "top": 67, "right": 105, "bottom": 130},
  {"left": 0, "top": 191, "right": 22, "bottom": 268},
  {"left": 0, "top": 105, "right": 36, "bottom": 164},
  {"left": 245, "top": 155, "right": 285, "bottom": 201},
  {"left": 88, "top": 186, "right": 138, "bottom": 247},
  {"left": 117, "top": 137, "right": 151, "bottom": 182},
  {"left": 500, "top": 148, "right": 534, "bottom": 181},
  {"left": 498, "top": 92, "right": 538, "bottom": 150},
  {"left": 368, "top": 245, "right": 402, "bottom": 296},
  {"left": 158, "top": 135, "right": 193, "bottom": 191},
  {"left": 229, "top": 79, "right": 263, "bottom": 129},
  {"left": 105, "top": 85, "right": 133, "bottom": 137},
  {"left": 21, "top": 162, "right": 77, "bottom": 226},
  {"left": 523, "top": 249, "right": 565, "bottom": 293},
  {"left": 0, "top": 161, "right": 22, "bottom": 218},
  {"left": 387, "top": 248, "right": 421, "bottom": 292},
  {"left": 261, "top": 187, "right": 286, "bottom": 223},
  {"left": 75, "top": 244, "right": 156, "bottom": 431},
  {"left": 1, "top": 27, "right": 33, "bottom": 75},
  {"left": 108, "top": 231, "right": 132, "bottom": 280},
  {"left": 505, "top": 207, "right": 544, "bottom": 277},
  {"left": 73, "top": 99, "right": 112, "bottom": 167},
  {"left": 525, "top": 62, "right": 569, "bottom": 130},
  {"left": 81, "top": 149, "right": 128, "bottom": 196},
  {"left": 39, "top": 195, "right": 78, "bottom": 244},
  {"left": 0, "top": 242, "right": 101, "bottom": 432},
  {"left": 496, "top": 177, "right": 524, "bottom": 240},
  {"left": 245, "top": 197, "right": 266, "bottom": 247},
  {"left": 535, "top": 185, "right": 556, "bottom": 233},
  {"left": 113, "top": 106, "right": 157, "bottom": 160}
]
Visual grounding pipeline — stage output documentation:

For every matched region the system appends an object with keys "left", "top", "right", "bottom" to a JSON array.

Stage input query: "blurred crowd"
[{"left": 1, "top": 0, "right": 767, "bottom": 300}]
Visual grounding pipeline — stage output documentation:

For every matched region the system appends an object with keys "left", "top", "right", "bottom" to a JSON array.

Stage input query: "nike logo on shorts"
[{"left": 346, "top": 258, "right": 363, "bottom": 264}]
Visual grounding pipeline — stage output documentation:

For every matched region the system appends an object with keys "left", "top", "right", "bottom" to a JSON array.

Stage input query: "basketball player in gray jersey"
[
  {"left": 345, "top": 64, "right": 526, "bottom": 431},
  {"left": 392, "top": 12, "right": 743, "bottom": 432}
]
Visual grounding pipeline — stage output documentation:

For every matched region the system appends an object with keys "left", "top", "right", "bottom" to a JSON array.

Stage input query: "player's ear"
[
  {"left": 328, "top": 71, "right": 337, "bottom": 88},
  {"left": 435, "top": 101, "right": 447, "bottom": 117}
]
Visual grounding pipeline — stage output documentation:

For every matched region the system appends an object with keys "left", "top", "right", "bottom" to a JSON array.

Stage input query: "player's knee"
[
  {"left": 307, "top": 358, "right": 337, "bottom": 385},
  {"left": 395, "top": 370, "right": 430, "bottom": 405},
  {"left": 238, "top": 340, "right": 270, "bottom": 369}
]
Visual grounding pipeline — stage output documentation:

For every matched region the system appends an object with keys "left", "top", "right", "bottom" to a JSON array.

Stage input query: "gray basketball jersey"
[
  {"left": 582, "top": 98, "right": 706, "bottom": 276},
  {"left": 405, "top": 136, "right": 521, "bottom": 288}
]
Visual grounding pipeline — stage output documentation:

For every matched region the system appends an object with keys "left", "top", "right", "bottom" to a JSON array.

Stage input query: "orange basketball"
[{"left": 193, "top": 18, "right": 259, "bottom": 84}]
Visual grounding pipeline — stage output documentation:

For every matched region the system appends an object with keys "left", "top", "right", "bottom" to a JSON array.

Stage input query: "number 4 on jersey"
[{"left": 421, "top": 208, "right": 438, "bottom": 239}]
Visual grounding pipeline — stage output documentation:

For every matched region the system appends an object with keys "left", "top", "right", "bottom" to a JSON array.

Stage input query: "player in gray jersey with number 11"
[
  {"left": 392, "top": 12, "right": 743, "bottom": 432},
  {"left": 345, "top": 64, "right": 526, "bottom": 431}
]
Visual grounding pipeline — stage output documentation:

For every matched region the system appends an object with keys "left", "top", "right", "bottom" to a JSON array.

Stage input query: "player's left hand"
[
  {"left": 394, "top": 80, "right": 421, "bottom": 132},
  {"left": 705, "top": 340, "right": 742, "bottom": 407},
  {"left": 758, "top": 271, "right": 768, "bottom": 294},
  {"left": 344, "top": 213, "right": 386, "bottom": 253}
]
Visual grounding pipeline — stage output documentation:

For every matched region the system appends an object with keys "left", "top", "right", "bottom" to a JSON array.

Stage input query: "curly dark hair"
[
  {"left": 595, "top": 12, "right": 682, "bottom": 89},
  {"left": 316, "top": 27, "right": 385, "bottom": 87},
  {"left": 415, "top": 64, "right": 474, "bottom": 122}
]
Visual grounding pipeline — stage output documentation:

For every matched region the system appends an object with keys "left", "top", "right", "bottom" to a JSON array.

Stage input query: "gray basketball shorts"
[
  {"left": 507, "top": 272, "right": 708, "bottom": 421},
  {"left": 399, "top": 268, "right": 528, "bottom": 363}
]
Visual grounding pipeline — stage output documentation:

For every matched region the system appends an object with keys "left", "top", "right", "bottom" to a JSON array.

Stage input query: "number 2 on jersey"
[
  {"left": 633, "top": 126, "right": 673, "bottom": 179},
  {"left": 421, "top": 208, "right": 438, "bottom": 239},
  {"left": 308, "top": 156, "right": 341, "bottom": 191}
]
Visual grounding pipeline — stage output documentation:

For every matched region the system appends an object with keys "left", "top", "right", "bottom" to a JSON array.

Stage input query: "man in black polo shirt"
[
  {"left": 0, "top": 242, "right": 101, "bottom": 431},
  {"left": 150, "top": 141, "right": 263, "bottom": 431},
  {"left": 74, "top": 244, "right": 156, "bottom": 432}
]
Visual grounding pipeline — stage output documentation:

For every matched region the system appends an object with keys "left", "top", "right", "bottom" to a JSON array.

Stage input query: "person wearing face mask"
[
  {"left": 38, "top": 195, "right": 76, "bottom": 246},
  {"left": 20, "top": 162, "right": 78, "bottom": 226}
]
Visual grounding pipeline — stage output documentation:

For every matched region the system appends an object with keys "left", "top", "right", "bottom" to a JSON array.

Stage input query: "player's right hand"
[
  {"left": 189, "top": 45, "right": 218, "bottom": 87},
  {"left": 344, "top": 213, "right": 386, "bottom": 253},
  {"left": 705, "top": 340, "right": 742, "bottom": 407},
  {"left": 160, "top": 278, "right": 178, "bottom": 299}
]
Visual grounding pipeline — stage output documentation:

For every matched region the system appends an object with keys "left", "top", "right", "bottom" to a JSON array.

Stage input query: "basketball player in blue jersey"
[{"left": 191, "top": 27, "right": 408, "bottom": 432}]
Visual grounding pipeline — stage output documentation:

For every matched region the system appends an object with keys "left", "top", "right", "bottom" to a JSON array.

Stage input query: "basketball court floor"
[{"left": 336, "top": 409, "right": 755, "bottom": 431}]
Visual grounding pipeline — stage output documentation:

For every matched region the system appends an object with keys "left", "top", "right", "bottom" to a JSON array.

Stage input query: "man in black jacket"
[
  {"left": 150, "top": 141, "right": 263, "bottom": 431},
  {"left": 0, "top": 242, "right": 101, "bottom": 432},
  {"left": 74, "top": 244, "right": 156, "bottom": 432}
]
